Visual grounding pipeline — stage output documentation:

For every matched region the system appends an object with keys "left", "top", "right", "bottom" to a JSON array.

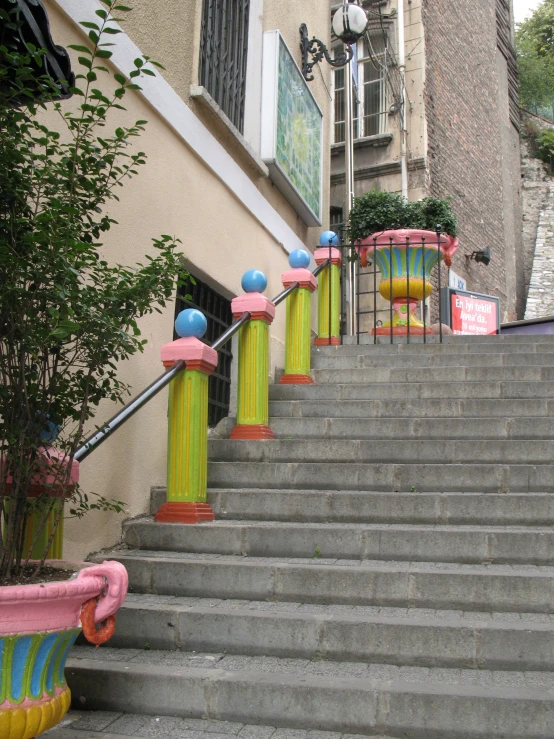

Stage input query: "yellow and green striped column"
[
  {"left": 230, "top": 270, "right": 276, "bottom": 440},
  {"left": 155, "top": 309, "right": 218, "bottom": 524},
  {"left": 279, "top": 250, "right": 317, "bottom": 385},
  {"left": 7, "top": 446, "right": 80, "bottom": 561},
  {"left": 314, "top": 244, "right": 342, "bottom": 346}
]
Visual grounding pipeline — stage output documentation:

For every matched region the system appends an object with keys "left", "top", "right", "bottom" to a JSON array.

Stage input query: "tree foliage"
[
  {"left": 516, "top": 0, "right": 554, "bottom": 116},
  {"left": 0, "top": 1, "right": 186, "bottom": 582}
]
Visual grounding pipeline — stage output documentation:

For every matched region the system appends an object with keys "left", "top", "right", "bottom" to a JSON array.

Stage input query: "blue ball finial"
[
  {"left": 241, "top": 269, "right": 267, "bottom": 293},
  {"left": 175, "top": 308, "right": 207, "bottom": 339},
  {"left": 289, "top": 249, "right": 310, "bottom": 269},
  {"left": 319, "top": 230, "right": 339, "bottom": 246}
]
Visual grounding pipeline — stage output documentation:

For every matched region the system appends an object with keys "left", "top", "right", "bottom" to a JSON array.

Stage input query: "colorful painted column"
[
  {"left": 230, "top": 270, "right": 276, "bottom": 440},
  {"left": 155, "top": 309, "right": 217, "bottom": 524},
  {"left": 314, "top": 230, "right": 342, "bottom": 346},
  {"left": 279, "top": 249, "right": 317, "bottom": 385},
  {"left": 4, "top": 438, "right": 79, "bottom": 561}
]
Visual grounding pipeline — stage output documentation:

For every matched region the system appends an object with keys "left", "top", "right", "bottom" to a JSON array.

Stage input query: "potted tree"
[
  {"left": 347, "top": 190, "right": 459, "bottom": 334},
  {"left": 0, "top": 2, "right": 185, "bottom": 736}
]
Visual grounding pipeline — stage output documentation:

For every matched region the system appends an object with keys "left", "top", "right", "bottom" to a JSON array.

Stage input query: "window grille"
[
  {"left": 199, "top": 0, "right": 250, "bottom": 133},
  {"left": 175, "top": 275, "right": 233, "bottom": 427},
  {"left": 333, "top": 35, "right": 388, "bottom": 143}
]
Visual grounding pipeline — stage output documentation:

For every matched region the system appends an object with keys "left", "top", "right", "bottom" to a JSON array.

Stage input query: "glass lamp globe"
[{"left": 332, "top": 3, "right": 368, "bottom": 45}]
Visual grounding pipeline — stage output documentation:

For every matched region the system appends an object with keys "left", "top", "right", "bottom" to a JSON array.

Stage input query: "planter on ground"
[
  {"left": 357, "top": 228, "right": 459, "bottom": 335},
  {"left": 0, "top": 560, "right": 128, "bottom": 739}
]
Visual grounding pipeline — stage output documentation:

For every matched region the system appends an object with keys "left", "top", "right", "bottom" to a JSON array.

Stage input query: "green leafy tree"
[
  {"left": 0, "top": 1, "right": 186, "bottom": 582},
  {"left": 516, "top": 1, "right": 554, "bottom": 116}
]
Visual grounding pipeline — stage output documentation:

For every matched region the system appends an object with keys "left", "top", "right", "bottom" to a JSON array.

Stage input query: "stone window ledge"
[
  {"left": 331, "top": 133, "right": 393, "bottom": 156},
  {"left": 190, "top": 85, "right": 269, "bottom": 178}
]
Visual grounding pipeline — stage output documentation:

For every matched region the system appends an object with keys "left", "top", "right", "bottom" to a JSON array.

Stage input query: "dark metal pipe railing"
[
  {"left": 75, "top": 258, "right": 328, "bottom": 463},
  {"left": 273, "top": 281, "right": 300, "bottom": 307},
  {"left": 74, "top": 359, "right": 186, "bottom": 462},
  {"left": 211, "top": 311, "right": 251, "bottom": 351}
]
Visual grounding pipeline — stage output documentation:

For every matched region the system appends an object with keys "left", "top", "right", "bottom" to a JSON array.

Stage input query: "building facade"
[
  {"left": 330, "top": 0, "right": 524, "bottom": 323},
  {"left": 43, "top": 0, "right": 331, "bottom": 559}
]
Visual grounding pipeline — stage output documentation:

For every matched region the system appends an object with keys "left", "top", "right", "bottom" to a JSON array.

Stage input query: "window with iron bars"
[
  {"left": 198, "top": 0, "right": 250, "bottom": 133},
  {"left": 175, "top": 274, "right": 233, "bottom": 428},
  {"left": 333, "top": 36, "right": 388, "bottom": 143}
]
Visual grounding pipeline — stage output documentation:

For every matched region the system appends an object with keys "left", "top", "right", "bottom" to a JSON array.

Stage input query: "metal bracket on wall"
[{"left": 299, "top": 23, "right": 353, "bottom": 82}]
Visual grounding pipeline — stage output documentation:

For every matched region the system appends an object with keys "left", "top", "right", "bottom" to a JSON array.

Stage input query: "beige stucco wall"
[
  {"left": 118, "top": 0, "right": 331, "bottom": 247},
  {"left": 44, "top": 0, "right": 330, "bottom": 561}
]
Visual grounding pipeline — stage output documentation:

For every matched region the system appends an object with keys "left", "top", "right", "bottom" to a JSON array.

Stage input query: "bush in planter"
[
  {"left": 347, "top": 189, "right": 458, "bottom": 242},
  {"left": 0, "top": 0, "right": 187, "bottom": 584}
]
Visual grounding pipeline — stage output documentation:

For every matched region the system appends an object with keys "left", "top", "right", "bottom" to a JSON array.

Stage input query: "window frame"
[{"left": 332, "top": 34, "right": 389, "bottom": 144}]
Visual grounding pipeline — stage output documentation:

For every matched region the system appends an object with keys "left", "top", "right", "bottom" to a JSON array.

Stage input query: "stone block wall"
[{"left": 422, "top": 0, "right": 523, "bottom": 320}]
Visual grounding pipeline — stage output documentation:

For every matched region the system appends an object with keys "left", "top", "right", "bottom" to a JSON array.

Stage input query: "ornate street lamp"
[
  {"left": 300, "top": 1, "right": 368, "bottom": 82},
  {"left": 0, "top": 0, "right": 75, "bottom": 102}
]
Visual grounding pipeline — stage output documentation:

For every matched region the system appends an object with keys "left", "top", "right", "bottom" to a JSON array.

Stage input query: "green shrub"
[
  {"left": 347, "top": 190, "right": 457, "bottom": 242},
  {"left": 0, "top": 0, "right": 186, "bottom": 582}
]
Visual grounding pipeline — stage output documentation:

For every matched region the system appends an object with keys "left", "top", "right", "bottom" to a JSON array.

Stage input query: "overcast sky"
[{"left": 513, "top": 0, "right": 543, "bottom": 24}]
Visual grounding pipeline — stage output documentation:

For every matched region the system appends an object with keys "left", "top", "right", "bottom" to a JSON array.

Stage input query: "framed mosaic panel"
[{"left": 261, "top": 31, "right": 323, "bottom": 226}]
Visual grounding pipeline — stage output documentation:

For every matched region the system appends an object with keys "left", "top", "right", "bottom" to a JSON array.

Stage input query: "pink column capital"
[
  {"left": 231, "top": 293, "right": 276, "bottom": 324},
  {"left": 282, "top": 268, "right": 317, "bottom": 293},
  {"left": 314, "top": 247, "right": 342, "bottom": 266},
  {"left": 161, "top": 336, "right": 218, "bottom": 375}
]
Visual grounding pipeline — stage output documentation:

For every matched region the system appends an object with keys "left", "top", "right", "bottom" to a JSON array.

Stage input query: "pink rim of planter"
[
  {"left": 0, "top": 560, "right": 128, "bottom": 635},
  {"left": 2, "top": 446, "right": 79, "bottom": 497},
  {"left": 356, "top": 229, "right": 459, "bottom": 268}
]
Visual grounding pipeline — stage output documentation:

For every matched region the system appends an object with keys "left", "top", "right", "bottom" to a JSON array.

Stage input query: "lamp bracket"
[{"left": 300, "top": 23, "right": 354, "bottom": 82}]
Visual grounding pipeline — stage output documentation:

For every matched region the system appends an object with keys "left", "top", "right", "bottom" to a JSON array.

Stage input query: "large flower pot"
[
  {"left": 357, "top": 229, "right": 459, "bottom": 335},
  {"left": 0, "top": 560, "right": 128, "bottom": 739}
]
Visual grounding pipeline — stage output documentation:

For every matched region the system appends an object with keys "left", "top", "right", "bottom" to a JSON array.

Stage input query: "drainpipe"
[
  {"left": 397, "top": 0, "right": 408, "bottom": 200},
  {"left": 345, "top": 52, "right": 356, "bottom": 334}
]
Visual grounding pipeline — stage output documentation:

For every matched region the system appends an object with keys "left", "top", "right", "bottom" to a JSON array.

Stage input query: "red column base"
[
  {"left": 314, "top": 337, "right": 341, "bottom": 346},
  {"left": 155, "top": 502, "right": 215, "bottom": 524},
  {"left": 279, "top": 374, "right": 314, "bottom": 384},
  {"left": 230, "top": 424, "right": 275, "bottom": 439}
]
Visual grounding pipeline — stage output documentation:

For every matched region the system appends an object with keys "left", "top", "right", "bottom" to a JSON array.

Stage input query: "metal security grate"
[
  {"left": 199, "top": 0, "right": 250, "bottom": 133},
  {"left": 175, "top": 275, "right": 233, "bottom": 427}
]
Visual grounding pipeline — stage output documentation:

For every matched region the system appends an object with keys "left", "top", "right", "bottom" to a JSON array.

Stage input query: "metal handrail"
[
  {"left": 73, "top": 259, "right": 331, "bottom": 463},
  {"left": 74, "top": 359, "right": 186, "bottom": 462}
]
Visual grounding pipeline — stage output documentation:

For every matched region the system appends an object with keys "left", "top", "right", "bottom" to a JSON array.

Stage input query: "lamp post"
[{"left": 299, "top": 1, "right": 369, "bottom": 335}]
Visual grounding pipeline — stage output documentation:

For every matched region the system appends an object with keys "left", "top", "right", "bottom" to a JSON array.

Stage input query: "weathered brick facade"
[{"left": 422, "top": 0, "right": 524, "bottom": 320}]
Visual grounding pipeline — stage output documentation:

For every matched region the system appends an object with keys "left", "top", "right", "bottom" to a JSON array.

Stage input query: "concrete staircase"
[{"left": 61, "top": 335, "right": 554, "bottom": 738}]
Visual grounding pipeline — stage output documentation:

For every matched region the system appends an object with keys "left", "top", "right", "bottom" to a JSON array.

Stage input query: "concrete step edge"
[{"left": 65, "top": 657, "right": 554, "bottom": 727}]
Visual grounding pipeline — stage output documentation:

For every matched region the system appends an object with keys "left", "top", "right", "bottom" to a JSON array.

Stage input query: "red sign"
[{"left": 450, "top": 293, "right": 498, "bottom": 335}]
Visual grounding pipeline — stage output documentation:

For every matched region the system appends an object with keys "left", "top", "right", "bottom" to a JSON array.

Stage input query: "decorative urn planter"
[
  {"left": 0, "top": 560, "right": 128, "bottom": 739},
  {"left": 357, "top": 229, "right": 459, "bottom": 335}
]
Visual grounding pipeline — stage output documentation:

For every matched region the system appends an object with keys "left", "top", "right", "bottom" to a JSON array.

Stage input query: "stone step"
[
  {"left": 311, "top": 352, "right": 554, "bottom": 369},
  {"left": 65, "top": 649, "right": 554, "bottom": 738},
  {"left": 123, "top": 519, "right": 554, "bottom": 565},
  {"left": 268, "top": 380, "right": 554, "bottom": 401},
  {"left": 268, "top": 397, "right": 553, "bottom": 418},
  {"left": 99, "top": 552, "right": 554, "bottom": 613},
  {"left": 109, "top": 594, "right": 554, "bottom": 672},
  {"left": 208, "top": 439, "right": 554, "bottom": 465},
  {"left": 342, "top": 333, "right": 554, "bottom": 345},
  {"left": 311, "top": 366, "right": 554, "bottom": 384},
  {"left": 262, "top": 416, "right": 554, "bottom": 439},
  {"left": 149, "top": 488, "right": 554, "bottom": 526},
  {"left": 313, "top": 341, "right": 554, "bottom": 355},
  {"left": 207, "top": 461, "right": 554, "bottom": 492},
  {"left": 45, "top": 711, "right": 394, "bottom": 739}
]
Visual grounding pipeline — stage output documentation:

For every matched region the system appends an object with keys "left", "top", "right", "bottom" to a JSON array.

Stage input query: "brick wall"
[{"left": 422, "top": 0, "right": 523, "bottom": 320}]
